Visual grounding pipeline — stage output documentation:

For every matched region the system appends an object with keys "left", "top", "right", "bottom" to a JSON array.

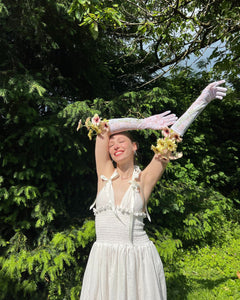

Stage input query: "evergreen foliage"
[{"left": 0, "top": 0, "right": 239, "bottom": 298}]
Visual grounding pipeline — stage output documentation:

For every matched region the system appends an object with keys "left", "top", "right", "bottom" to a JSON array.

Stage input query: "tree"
[
  {"left": 0, "top": 1, "right": 104, "bottom": 298},
  {"left": 0, "top": 0, "right": 239, "bottom": 299},
  {"left": 69, "top": 0, "right": 240, "bottom": 87}
]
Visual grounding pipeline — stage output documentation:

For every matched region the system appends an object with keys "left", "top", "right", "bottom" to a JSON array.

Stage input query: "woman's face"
[{"left": 109, "top": 133, "right": 137, "bottom": 164}]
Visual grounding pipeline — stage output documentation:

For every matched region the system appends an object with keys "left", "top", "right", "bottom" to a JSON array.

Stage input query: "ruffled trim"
[{"left": 93, "top": 204, "right": 147, "bottom": 218}]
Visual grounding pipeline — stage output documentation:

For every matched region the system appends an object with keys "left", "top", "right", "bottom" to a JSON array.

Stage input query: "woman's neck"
[{"left": 116, "top": 162, "right": 135, "bottom": 180}]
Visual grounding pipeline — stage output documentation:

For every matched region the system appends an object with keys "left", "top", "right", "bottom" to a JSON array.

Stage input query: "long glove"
[
  {"left": 171, "top": 80, "right": 227, "bottom": 136},
  {"left": 109, "top": 111, "right": 177, "bottom": 134}
]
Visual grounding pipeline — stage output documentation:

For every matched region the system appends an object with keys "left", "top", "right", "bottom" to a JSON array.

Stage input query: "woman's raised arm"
[
  {"left": 95, "top": 130, "right": 115, "bottom": 179},
  {"left": 142, "top": 80, "right": 227, "bottom": 202},
  {"left": 141, "top": 153, "right": 170, "bottom": 203}
]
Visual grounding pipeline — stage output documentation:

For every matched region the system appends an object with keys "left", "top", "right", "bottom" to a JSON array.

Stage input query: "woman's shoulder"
[{"left": 97, "top": 167, "right": 117, "bottom": 181}]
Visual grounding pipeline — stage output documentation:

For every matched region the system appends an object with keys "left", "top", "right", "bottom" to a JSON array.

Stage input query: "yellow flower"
[
  {"left": 95, "top": 127, "right": 102, "bottom": 134},
  {"left": 91, "top": 124, "right": 99, "bottom": 132},
  {"left": 156, "top": 144, "right": 164, "bottom": 153},
  {"left": 85, "top": 117, "right": 91, "bottom": 129},
  {"left": 78, "top": 115, "right": 109, "bottom": 140},
  {"left": 151, "top": 145, "right": 158, "bottom": 153},
  {"left": 165, "top": 138, "right": 177, "bottom": 152},
  {"left": 88, "top": 129, "right": 93, "bottom": 140},
  {"left": 157, "top": 138, "right": 165, "bottom": 146},
  {"left": 151, "top": 128, "right": 183, "bottom": 160}
]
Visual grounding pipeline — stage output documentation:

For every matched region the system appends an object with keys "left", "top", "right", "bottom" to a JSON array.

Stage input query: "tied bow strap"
[
  {"left": 132, "top": 165, "right": 141, "bottom": 181},
  {"left": 100, "top": 174, "right": 115, "bottom": 213},
  {"left": 90, "top": 169, "right": 119, "bottom": 210},
  {"left": 90, "top": 170, "right": 125, "bottom": 224}
]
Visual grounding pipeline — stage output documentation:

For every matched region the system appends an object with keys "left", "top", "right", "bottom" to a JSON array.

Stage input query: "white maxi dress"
[{"left": 80, "top": 166, "right": 167, "bottom": 300}]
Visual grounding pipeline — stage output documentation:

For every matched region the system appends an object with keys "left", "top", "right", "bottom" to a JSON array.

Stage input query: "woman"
[{"left": 80, "top": 80, "right": 227, "bottom": 300}]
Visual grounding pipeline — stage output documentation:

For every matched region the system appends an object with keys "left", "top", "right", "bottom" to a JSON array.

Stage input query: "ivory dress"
[{"left": 80, "top": 166, "right": 167, "bottom": 300}]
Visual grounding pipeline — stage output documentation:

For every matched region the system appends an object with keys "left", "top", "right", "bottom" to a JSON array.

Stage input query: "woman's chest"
[
  {"left": 112, "top": 180, "right": 131, "bottom": 206},
  {"left": 96, "top": 169, "right": 145, "bottom": 212}
]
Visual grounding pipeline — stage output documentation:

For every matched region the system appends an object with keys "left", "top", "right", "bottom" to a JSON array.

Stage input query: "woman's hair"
[
  {"left": 110, "top": 131, "right": 135, "bottom": 142},
  {"left": 109, "top": 131, "right": 139, "bottom": 165}
]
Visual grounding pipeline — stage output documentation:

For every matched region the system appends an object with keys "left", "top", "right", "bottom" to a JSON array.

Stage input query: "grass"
[{"left": 166, "top": 238, "right": 240, "bottom": 300}]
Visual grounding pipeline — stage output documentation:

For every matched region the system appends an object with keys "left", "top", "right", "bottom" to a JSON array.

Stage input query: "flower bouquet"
[
  {"left": 77, "top": 114, "right": 109, "bottom": 140},
  {"left": 151, "top": 127, "right": 183, "bottom": 160}
]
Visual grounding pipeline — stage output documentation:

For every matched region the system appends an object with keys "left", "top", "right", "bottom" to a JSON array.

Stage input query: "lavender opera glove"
[
  {"left": 108, "top": 111, "right": 178, "bottom": 133},
  {"left": 171, "top": 80, "right": 227, "bottom": 136}
]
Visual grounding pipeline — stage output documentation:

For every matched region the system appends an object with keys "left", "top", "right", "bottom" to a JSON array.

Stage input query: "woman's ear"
[{"left": 133, "top": 142, "right": 138, "bottom": 152}]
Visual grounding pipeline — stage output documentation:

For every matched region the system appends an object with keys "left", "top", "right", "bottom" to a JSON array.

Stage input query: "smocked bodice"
[{"left": 90, "top": 166, "right": 151, "bottom": 244}]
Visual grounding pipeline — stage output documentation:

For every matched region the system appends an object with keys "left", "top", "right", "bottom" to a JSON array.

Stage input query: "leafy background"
[{"left": 0, "top": 0, "right": 239, "bottom": 299}]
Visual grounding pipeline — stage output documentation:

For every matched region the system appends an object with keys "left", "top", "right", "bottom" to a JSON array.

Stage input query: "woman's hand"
[
  {"left": 141, "top": 111, "right": 177, "bottom": 130},
  {"left": 200, "top": 80, "right": 227, "bottom": 103},
  {"left": 171, "top": 79, "right": 227, "bottom": 136}
]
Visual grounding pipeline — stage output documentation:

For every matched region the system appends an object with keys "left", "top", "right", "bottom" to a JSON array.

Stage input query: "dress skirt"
[{"left": 80, "top": 241, "right": 166, "bottom": 300}]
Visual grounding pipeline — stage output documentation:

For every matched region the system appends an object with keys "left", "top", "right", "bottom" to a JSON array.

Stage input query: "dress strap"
[
  {"left": 143, "top": 193, "right": 151, "bottom": 222},
  {"left": 128, "top": 177, "right": 139, "bottom": 243},
  {"left": 132, "top": 166, "right": 151, "bottom": 222},
  {"left": 100, "top": 169, "right": 124, "bottom": 224},
  {"left": 132, "top": 165, "right": 141, "bottom": 181},
  {"left": 128, "top": 165, "right": 152, "bottom": 243},
  {"left": 90, "top": 169, "right": 119, "bottom": 210},
  {"left": 89, "top": 199, "right": 97, "bottom": 211}
]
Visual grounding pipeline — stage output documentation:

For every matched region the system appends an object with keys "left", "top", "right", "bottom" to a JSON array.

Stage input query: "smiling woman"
[
  {"left": 79, "top": 81, "right": 227, "bottom": 300},
  {"left": 80, "top": 113, "right": 174, "bottom": 300},
  {"left": 109, "top": 132, "right": 137, "bottom": 163}
]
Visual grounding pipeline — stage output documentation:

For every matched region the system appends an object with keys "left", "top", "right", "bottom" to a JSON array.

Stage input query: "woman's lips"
[{"left": 114, "top": 150, "right": 124, "bottom": 156}]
